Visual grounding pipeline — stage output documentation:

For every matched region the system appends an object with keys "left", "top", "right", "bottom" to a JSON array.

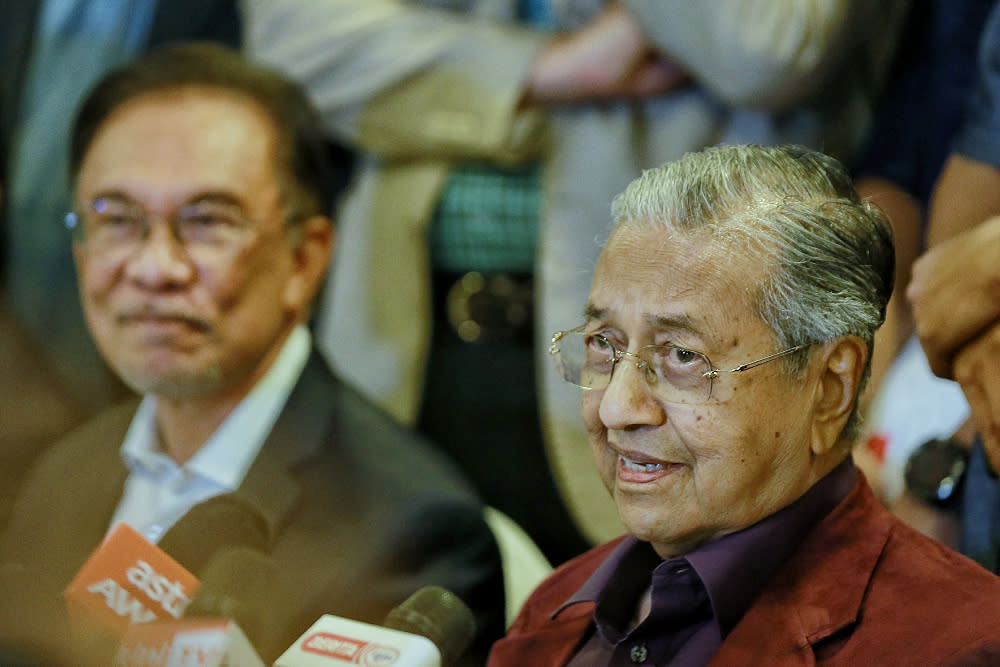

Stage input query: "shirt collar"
[
  {"left": 556, "top": 459, "right": 858, "bottom": 636},
  {"left": 688, "top": 458, "right": 857, "bottom": 634},
  {"left": 120, "top": 324, "right": 312, "bottom": 490}
]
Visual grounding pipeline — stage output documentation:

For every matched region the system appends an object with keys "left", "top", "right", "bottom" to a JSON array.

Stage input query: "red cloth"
[{"left": 489, "top": 476, "right": 1000, "bottom": 666}]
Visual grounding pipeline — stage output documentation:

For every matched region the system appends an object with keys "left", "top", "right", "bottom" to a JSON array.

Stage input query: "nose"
[
  {"left": 598, "top": 354, "right": 665, "bottom": 430},
  {"left": 122, "top": 220, "right": 195, "bottom": 287}
]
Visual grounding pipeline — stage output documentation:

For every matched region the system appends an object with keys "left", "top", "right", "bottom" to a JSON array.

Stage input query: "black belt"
[{"left": 432, "top": 271, "right": 533, "bottom": 344}]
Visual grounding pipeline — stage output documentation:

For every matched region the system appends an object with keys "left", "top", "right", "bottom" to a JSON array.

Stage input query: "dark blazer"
[
  {"left": 0, "top": 352, "right": 505, "bottom": 665},
  {"left": 489, "top": 476, "right": 1000, "bottom": 666}
]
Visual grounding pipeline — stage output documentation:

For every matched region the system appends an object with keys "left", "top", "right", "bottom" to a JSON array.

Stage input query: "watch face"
[{"left": 905, "top": 438, "right": 969, "bottom": 508}]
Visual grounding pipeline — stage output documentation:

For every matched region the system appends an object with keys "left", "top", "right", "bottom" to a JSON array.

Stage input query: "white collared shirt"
[{"left": 109, "top": 325, "right": 312, "bottom": 544}]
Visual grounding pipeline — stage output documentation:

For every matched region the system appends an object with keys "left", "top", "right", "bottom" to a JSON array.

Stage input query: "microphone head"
[
  {"left": 383, "top": 586, "right": 476, "bottom": 667},
  {"left": 156, "top": 497, "right": 269, "bottom": 575},
  {"left": 183, "top": 547, "right": 278, "bottom": 653}
]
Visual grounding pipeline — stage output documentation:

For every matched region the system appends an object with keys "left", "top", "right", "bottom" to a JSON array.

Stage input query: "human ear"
[
  {"left": 283, "top": 215, "right": 335, "bottom": 316},
  {"left": 810, "top": 336, "right": 867, "bottom": 456}
]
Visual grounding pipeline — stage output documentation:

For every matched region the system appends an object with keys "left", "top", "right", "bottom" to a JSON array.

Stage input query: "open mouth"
[
  {"left": 620, "top": 456, "right": 665, "bottom": 473},
  {"left": 615, "top": 449, "right": 682, "bottom": 483}
]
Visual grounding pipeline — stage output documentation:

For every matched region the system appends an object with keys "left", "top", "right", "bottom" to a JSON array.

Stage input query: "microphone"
[
  {"left": 183, "top": 546, "right": 278, "bottom": 641},
  {"left": 275, "top": 586, "right": 476, "bottom": 667},
  {"left": 64, "top": 523, "right": 200, "bottom": 639},
  {"left": 384, "top": 586, "right": 477, "bottom": 667},
  {"left": 114, "top": 618, "right": 263, "bottom": 667},
  {"left": 114, "top": 547, "right": 275, "bottom": 667},
  {"left": 155, "top": 496, "right": 270, "bottom": 576},
  {"left": 62, "top": 523, "right": 202, "bottom": 665}
]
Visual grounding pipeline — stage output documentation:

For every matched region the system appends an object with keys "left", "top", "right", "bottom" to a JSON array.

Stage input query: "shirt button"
[{"left": 630, "top": 644, "right": 648, "bottom": 663}]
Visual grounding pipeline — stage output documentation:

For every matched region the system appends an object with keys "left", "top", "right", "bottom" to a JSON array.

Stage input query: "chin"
[
  {"left": 621, "top": 518, "right": 674, "bottom": 553},
  {"left": 116, "top": 362, "right": 225, "bottom": 399},
  {"left": 615, "top": 498, "right": 662, "bottom": 538}
]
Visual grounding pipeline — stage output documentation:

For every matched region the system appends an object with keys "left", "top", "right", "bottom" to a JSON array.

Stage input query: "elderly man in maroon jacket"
[{"left": 489, "top": 144, "right": 1000, "bottom": 666}]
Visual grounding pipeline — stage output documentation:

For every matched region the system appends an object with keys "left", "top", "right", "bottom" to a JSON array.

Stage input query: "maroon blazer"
[{"left": 489, "top": 477, "right": 1000, "bottom": 666}]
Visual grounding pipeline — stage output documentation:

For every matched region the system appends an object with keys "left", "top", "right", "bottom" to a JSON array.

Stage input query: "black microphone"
[
  {"left": 384, "top": 586, "right": 477, "bottom": 667},
  {"left": 183, "top": 546, "right": 279, "bottom": 657},
  {"left": 156, "top": 497, "right": 270, "bottom": 576}
]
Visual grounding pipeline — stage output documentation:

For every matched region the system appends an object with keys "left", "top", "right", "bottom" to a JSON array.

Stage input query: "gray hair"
[{"left": 610, "top": 144, "right": 894, "bottom": 442}]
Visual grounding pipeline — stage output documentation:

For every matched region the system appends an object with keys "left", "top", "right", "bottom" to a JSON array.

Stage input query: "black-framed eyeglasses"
[{"left": 549, "top": 327, "right": 812, "bottom": 405}]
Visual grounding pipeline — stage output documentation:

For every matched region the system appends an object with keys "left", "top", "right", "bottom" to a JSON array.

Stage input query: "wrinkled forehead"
[
  {"left": 589, "top": 225, "right": 769, "bottom": 342},
  {"left": 599, "top": 223, "right": 762, "bottom": 288}
]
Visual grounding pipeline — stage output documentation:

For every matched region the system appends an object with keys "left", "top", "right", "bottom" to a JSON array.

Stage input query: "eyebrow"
[
  {"left": 646, "top": 313, "right": 705, "bottom": 336},
  {"left": 584, "top": 304, "right": 707, "bottom": 338},
  {"left": 583, "top": 304, "right": 603, "bottom": 321},
  {"left": 87, "top": 189, "right": 245, "bottom": 209},
  {"left": 86, "top": 189, "right": 134, "bottom": 205}
]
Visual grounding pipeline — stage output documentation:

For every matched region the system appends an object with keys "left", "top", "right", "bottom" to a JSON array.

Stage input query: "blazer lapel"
[
  {"left": 158, "top": 428, "right": 303, "bottom": 576},
  {"left": 54, "top": 404, "right": 134, "bottom": 572},
  {"left": 710, "top": 480, "right": 890, "bottom": 666},
  {"left": 159, "top": 352, "right": 336, "bottom": 574},
  {"left": 488, "top": 604, "right": 595, "bottom": 667}
]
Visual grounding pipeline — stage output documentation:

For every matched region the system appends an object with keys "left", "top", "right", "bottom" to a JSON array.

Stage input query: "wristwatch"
[{"left": 903, "top": 438, "right": 969, "bottom": 510}]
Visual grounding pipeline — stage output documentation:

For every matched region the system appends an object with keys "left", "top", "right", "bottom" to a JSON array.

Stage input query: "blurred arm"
[
  {"left": 952, "top": 323, "right": 1000, "bottom": 468},
  {"left": 242, "top": 0, "right": 682, "bottom": 162},
  {"left": 908, "top": 3, "right": 1000, "bottom": 379},
  {"left": 242, "top": 0, "right": 548, "bottom": 161},
  {"left": 907, "top": 212, "right": 1000, "bottom": 378},
  {"left": 618, "top": 0, "right": 897, "bottom": 109},
  {"left": 522, "top": 3, "right": 689, "bottom": 106}
]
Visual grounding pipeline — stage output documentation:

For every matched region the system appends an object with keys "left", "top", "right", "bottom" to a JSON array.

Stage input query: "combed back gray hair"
[{"left": 610, "top": 144, "right": 894, "bottom": 442}]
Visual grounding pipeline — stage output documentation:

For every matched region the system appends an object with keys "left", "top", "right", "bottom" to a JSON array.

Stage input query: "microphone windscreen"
[
  {"left": 156, "top": 497, "right": 270, "bottom": 575},
  {"left": 384, "top": 586, "right": 476, "bottom": 667},
  {"left": 183, "top": 547, "right": 278, "bottom": 652}
]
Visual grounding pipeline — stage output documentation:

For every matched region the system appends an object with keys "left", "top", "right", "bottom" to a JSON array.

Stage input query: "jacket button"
[{"left": 630, "top": 644, "right": 648, "bottom": 663}]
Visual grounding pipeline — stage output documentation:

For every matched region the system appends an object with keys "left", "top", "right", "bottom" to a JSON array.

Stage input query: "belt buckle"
[{"left": 446, "top": 272, "right": 532, "bottom": 343}]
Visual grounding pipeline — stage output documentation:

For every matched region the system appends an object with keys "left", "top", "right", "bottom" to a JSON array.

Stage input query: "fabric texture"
[
  {"left": 953, "top": 0, "right": 1000, "bottom": 168},
  {"left": 488, "top": 475, "right": 1000, "bottom": 666},
  {"left": 961, "top": 438, "right": 1000, "bottom": 571}
]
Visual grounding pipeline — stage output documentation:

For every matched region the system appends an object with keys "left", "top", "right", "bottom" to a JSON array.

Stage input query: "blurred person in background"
[
  {"left": 897, "top": 0, "right": 1000, "bottom": 573},
  {"left": 848, "top": 0, "right": 995, "bottom": 506}
]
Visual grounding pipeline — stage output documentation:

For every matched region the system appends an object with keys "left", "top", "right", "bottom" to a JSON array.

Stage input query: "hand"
[
  {"left": 953, "top": 321, "right": 1000, "bottom": 473},
  {"left": 907, "top": 215, "right": 1000, "bottom": 377},
  {"left": 523, "top": 4, "right": 689, "bottom": 106}
]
